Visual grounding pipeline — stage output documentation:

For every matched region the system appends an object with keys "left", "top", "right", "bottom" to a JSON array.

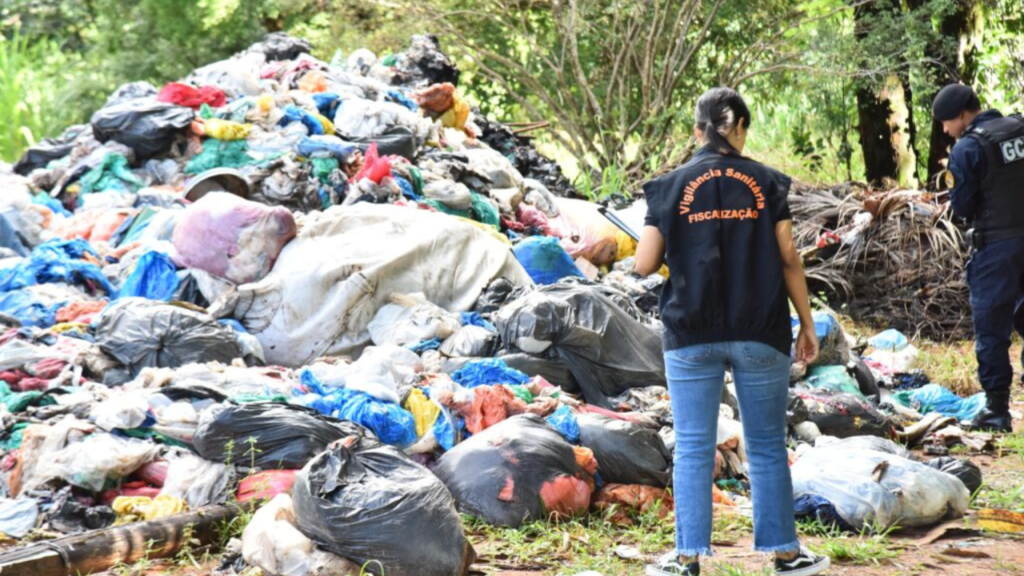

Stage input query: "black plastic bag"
[
  {"left": 433, "top": 414, "right": 592, "bottom": 527},
  {"left": 474, "top": 277, "right": 516, "bottom": 314},
  {"left": 348, "top": 126, "right": 417, "bottom": 161},
  {"left": 104, "top": 81, "right": 159, "bottom": 107},
  {"left": 849, "top": 354, "right": 880, "bottom": 398},
  {"left": 923, "top": 456, "right": 983, "bottom": 495},
  {"left": 250, "top": 33, "right": 312, "bottom": 61},
  {"left": 94, "top": 300, "right": 242, "bottom": 377},
  {"left": 495, "top": 284, "right": 665, "bottom": 407},
  {"left": 577, "top": 413, "right": 671, "bottom": 487},
  {"left": 292, "top": 435, "right": 475, "bottom": 576},
  {"left": 787, "top": 392, "right": 809, "bottom": 426},
  {"left": 440, "top": 325, "right": 500, "bottom": 358},
  {"left": 499, "top": 352, "right": 580, "bottom": 393},
  {"left": 193, "top": 403, "right": 368, "bottom": 469},
  {"left": 91, "top": 98, "right": 194, "bottom": 160},
  {"left": 794, "top": 389, "right": 896, "bottom": 439},
  {"left": 13, "top": 125, "right": 89, "bottom": 175}
]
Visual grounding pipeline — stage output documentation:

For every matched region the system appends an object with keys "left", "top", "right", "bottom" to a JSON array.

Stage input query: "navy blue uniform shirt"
[{"left": 948, "top": 109, "right": 1004, "bottom": 221}]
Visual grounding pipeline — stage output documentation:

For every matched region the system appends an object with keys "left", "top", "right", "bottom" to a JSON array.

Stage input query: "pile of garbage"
[
  {"left": 791, "top": 183, "right": 970, "bottom": 340},
  {"left": 0, "top": 33, "right": 997, "bottom": 575}
]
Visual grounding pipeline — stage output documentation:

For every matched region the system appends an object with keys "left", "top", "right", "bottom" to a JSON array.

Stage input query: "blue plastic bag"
[
  {"left": 311, "top": 92, "right": 341, "bottom": 117},
  {"left": 298, "top": 371, "right": 417, "bottom": 446},
  {"left": 407, "top": 338, "right": 443, "bottom": 353},
  {"left": 386, "top": 90, "right": 418, "bottom": 111},
  {"left": 460, "top": 311, "right": 496, "bottom": 332},
  {"left": 897, "top": 384, "right": 986, "bottom": 423},
  {"left": 512, "top": 236, "right": 584, "bottom": 285},
  {"left": 119, "top": 251, "right": 179, "bottom": 301},
  {"left": 0, "top": 289, "right": 65, "bottom": 327},
  {"left": 867, "top": 329, "right": 909, "bottom": 352},
  {"left": 452, "top": 358, "right": 530, "bottom": 389},
  {"left": 804, "top": 365, "right": 863, "bottom": 398},
  {"left": 279, "top": 105, "right": 325, "bottom": 135},
  {"left": 295, "top": 135, "right": 355, "bottom": 160},
  {"left": 0, "top": 239, "right": 116, "bottom": 296},
  {"left": 546, "top": 405, "right": 580, "bottom": 443}
]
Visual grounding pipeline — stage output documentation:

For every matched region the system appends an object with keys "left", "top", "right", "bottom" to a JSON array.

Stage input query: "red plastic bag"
[
  {"left": 353, "top": 143, "right": 392, "bottom": 185},
  {"left": 237, "top": 470, "right": 298, "bottom": 504},
  {"left": 157, "top": 82, "right": 227, "bottom": 109}
]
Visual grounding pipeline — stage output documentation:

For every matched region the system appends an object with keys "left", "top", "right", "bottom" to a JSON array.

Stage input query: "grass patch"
[
  {"left": 809, "top": 532, "right": 901, "bottom": 565},
  {"left": 708, "top": 563, "right": 774, "bottom": 576},
  {"left": 712, "top": 512, "right": 754, "bottom": 543},
  {"left": 914, "top": 340, "right": 980, "bottom": 396},
  {"left": 974, "top": 481, "right": 1024, "bottom": 512}
]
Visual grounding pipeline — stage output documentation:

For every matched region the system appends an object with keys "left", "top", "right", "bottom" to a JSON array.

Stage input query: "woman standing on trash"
[{"left": 635, "top": 87, "right": 830, "bottom": 576}]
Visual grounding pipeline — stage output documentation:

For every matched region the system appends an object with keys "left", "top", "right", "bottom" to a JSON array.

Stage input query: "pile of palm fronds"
[{"left": 791, "top": 182, "right": 971, "bottom": 341}]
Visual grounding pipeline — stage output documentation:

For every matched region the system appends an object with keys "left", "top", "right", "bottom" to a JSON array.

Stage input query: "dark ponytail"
[{"left": 694, "top": 87, "right": 752, "bottom": 156}]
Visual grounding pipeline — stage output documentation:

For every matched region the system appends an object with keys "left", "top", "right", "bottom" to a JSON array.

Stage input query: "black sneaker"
[
  {"left": 774, "top": 547, "right": 830, "bottom": 576},
  {"left": 645, "top": 552, "right": 700, "bottom": 576}
]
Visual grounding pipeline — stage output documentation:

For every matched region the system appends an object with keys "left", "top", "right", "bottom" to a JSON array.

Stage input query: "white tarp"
[{"left": 222, "top": 203, "right": 531, "bottom": 365}]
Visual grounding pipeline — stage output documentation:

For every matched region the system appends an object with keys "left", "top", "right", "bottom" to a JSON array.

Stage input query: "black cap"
[{"left": 932, "top": 84, "right": 977, "bottom": 121}]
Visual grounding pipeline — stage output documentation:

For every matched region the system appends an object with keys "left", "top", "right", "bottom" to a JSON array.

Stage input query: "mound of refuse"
[{"left": 0, "top": 31, "right": 997, "bottom": 576}]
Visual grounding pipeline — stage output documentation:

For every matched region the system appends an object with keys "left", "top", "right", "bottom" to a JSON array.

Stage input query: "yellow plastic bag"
[
  {"left": 204, "top": 118, "right": 251, "bottom": 141},
  {"left": 615, "top": 231, "right": 637, "bottom": 261},
  {"left": 405, "top": 388, "right": 441, "bottom": 438},
  {"left": 112, "top": 494, "right": 188, "bottom": 524},
  {"left": 313, "top": 113, "right": 335, "bottom": 136},
  {"left": 439, "top": 94, "right": 471, "bottom": 131}
]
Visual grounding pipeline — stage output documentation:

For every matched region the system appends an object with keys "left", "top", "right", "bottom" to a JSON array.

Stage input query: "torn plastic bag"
[
  {"left": 221, "top": 204, "right": 531, "bottom": 366},
  {"left": 923, "top": 457, "right": 983, "bottom": 495},
  {"left": 193, "top": 403, "right": 368, "bottom": 469},
  {"left": 90, "top": 98, "right": 194, "bottom": 160},
  {"left": 94, "top": 299, "right": 242, "bottom": 378},
  {"left": 304, "top": 345, "right": 421, "bottom": 404},
  {"left": 92, "top": 393, "right": 150, "bottom": 431},
  {"left": 793, "top": 388, "right": 895, "bottom": 439},
  {"left": 159, "top": 454, "right": 232, "bottom": 509},
  {"left": 433, "top": 414, "right": 593, "bottom": 527},
  {"left": 36, "top": 434, "right": 160, "bottom": 492},
  {"left": 513, "top": 236, "right": 585, "bottom": 285},
  {"left": 577, "top": 414, "right": 672, "bottom": 487},
  {"left": 820, "top": 436, "right": 915, "bottom": 460},
  {"left": 495, "top": 284, "right": 665, "bottom": 407},
  {"left": 292, "top": 435, "right": 475, "bottom": 576},
  {"left": 440, "top": 325, "right": 500, "bottom": 358},
  {"left": 792, "top": 445, "right": 969, "bottom": 529},
  {"left": 243, "top": 493, "right": 361, "bottom": 576},
  {"left": 172, "top": 192, "right": 297, "bottom": 285}
]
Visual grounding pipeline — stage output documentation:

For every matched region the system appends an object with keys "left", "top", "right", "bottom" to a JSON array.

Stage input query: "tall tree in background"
[{"left": 853, "top": 0, "right": 919, "bottom": 187}]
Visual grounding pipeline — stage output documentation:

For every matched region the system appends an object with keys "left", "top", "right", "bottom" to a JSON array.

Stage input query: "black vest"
[{"left": 964, "top": 115, "right": 1024, "bottom": 233}]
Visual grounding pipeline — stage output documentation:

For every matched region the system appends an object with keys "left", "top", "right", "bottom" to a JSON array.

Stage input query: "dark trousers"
[{"left": 967, "top": 237, "right": 1024, "bottom": 410}]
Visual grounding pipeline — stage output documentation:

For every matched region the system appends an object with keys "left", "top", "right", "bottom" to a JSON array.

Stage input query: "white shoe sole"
[{"left": 777, "top": 556, "right": 831, "bottom": 576}]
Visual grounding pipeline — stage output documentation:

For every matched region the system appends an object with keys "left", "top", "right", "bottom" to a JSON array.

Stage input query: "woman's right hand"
[{"left": 795, "top": 324, "right": 819, "bottom": 365}]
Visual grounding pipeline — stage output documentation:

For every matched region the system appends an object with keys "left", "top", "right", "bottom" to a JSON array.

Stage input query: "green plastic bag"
[
  {"left": 79, "top": 153, "right": 145, "bottom": 195},
  {"left": 471, "top": 192, "right": 501, "bottom": 229},
  {"left": 803, "top": 365, "right": 863, "bottom": 398},
  {"left": 185, "top": 140, "right": 260, "bottom": 174}
]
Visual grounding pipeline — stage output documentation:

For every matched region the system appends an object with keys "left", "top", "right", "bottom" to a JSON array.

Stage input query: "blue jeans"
[{"left": 665, "top": 341, "right": 800, "bottom": 557}]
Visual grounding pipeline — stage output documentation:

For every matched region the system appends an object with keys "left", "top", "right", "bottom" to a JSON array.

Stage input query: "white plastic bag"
[
  {"left": 367, "top": 293, "right": 462, "bottom": 348},
  {"left": 38, "top": 434, "right": 160, "bottom": 491},
  {"left": 422, "top": 180, "right": 473, "bottom": 210},
  {"left": 242, "top": 494, "right": 361, "bottom": 576},
  {"left": 307, "top": 345, "right": 421, "bottom": 403},
  {"left": 92, "top": 393, "right": 151, "bottom": 431},
  {"left": 792, "top": 446, "right": 968, "bottom": 529},
  {"left": 160, "top": 454, "right": 231, "bottom": 509}
]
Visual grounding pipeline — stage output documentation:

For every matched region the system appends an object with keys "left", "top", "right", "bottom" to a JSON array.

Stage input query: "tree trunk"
[
  {"left": 853, "top": 0, "right": 919, "bottom": 187},
  {"left": 910, "top": 0, "right": 982, "bottom": 189}
]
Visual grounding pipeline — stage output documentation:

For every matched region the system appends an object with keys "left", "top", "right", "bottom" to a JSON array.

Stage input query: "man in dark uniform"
[{"left": 933, "top": 83, "right": 1024, "bottom": 433}]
